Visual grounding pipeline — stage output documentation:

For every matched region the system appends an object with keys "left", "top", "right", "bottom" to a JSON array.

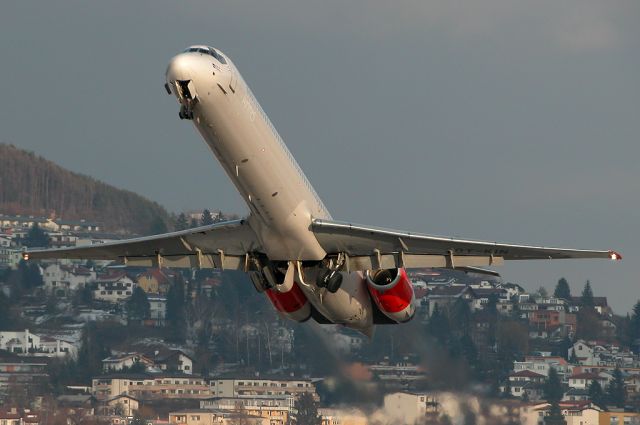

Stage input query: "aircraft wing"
[
  {"left": 312, "top": 219, "right": 621, "bottom": 271},
  {"left": 25, "top": 219, "right": 261, "bottom": 270}
]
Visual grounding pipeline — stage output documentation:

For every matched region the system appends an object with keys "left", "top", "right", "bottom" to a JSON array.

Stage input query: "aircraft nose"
[{"left": 165, "top": 54, "right": 194, "bottom": 83}]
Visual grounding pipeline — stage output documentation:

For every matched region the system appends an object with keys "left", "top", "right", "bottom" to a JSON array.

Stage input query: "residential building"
[
  {"left": 599, "top": 411, "right": 640, "bottom": 425},
  {"left": 381, "top": 392, "right": 440, "bottom": 425},
  {"left": 570, "top": 340, "right": 596, "bottom": 365},
  {"left": 55, "top": 394, "right": 97, "bottom": 421},
  {"left": 41, "top": 263, "right": 95, "bottom": 296},
  {"left": 521, "top": 402, "right": 601, "bottom": 425},
  {"left": 0, "top": 408, "right": 41, "bottom": 425},
  {"left": 137, "top": 269, "right": 172, "bottom": 295},
  {"left": 0, "top": 329, "right": 78, "bottom": 358},
  {"left": 101, "top": 394, "right": 140, "bottom": 417},
  {"left": 209, "top": 378, "right": 317, "bottom": 400},
  {"left": 93, "top": 275, "right": 135, "bottom": 303},
  {"left": 147, "top": 295, "right": 167, "bottom": 326},
  {"left": 319, "top": 408, "right": 368, "bottom": 425},
  {"left": 169, "top": 409, "right": 268, "bottom": 425},
  {"left": 144, "top": 348, "right": 194, "bottom": 375},
  {"left": 0, "top": 361, "right": 49, "bottom": 399},
  {"left": 368, "top": 361, "right": 428, "bottom": 385},
  {"left": 506, "top": 370, "right": 546, "bottom": 398},
  {"left": 92, "top": 373, "right": 210, "bottom": 400},
  {"left": 47, "top": 232, "right": 78, "bottom": 248},
  {"left": 568, "top": 372, "right": 608, "bottom": 390},
  {"left": 200, "top": 395, "right": 293, "bottom": 425},
  {"left": 102, "top": 353, "right": 154, "bottom": 373}
]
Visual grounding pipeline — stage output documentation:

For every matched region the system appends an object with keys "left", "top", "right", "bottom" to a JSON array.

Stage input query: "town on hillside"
[{"left": 1, "top": 211, "right": 640, "bottom": 425}]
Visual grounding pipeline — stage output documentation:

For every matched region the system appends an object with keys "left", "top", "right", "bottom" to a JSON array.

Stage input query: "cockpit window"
[{"left": 183, "top": 46, "right": 227, "bottom": 64}]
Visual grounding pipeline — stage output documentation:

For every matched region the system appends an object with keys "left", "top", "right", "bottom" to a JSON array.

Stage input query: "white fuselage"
[
  {"left": 166, "top": 47, "right": 330, "bottom": 262},
  {"left": 166, "top": 46, "right": 376, "bottom": 333}
]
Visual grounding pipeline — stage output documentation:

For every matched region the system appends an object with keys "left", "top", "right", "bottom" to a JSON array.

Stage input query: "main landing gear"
[{"left": 316, "top": 269, "right": 343, "bottom": 293}]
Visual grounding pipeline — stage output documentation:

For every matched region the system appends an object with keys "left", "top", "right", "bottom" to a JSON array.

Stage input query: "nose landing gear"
[
  {"left": 179, "top": 104, "right": 194, "bottom": 120},
  {"left": 173, "top": 80, "right": 198, "bottom": 120}
]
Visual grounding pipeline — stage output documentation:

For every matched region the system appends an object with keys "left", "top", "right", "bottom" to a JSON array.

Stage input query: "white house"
[
  {"left": 42, "top": 263, "right": 96, "bottom": 296},
  {"left": 568, "top": 372, "right": 608, "bottom": 390},
  {"left": 93, "top": 276, "right": 135, "bottom": 303},
  {"left": 569, "top": 340, "right": 596, "bottom": 365},
  {"left": 0, "top": 329, "right": 78, "bottom": 358},
  {"left": 102, "top": 353, "right": 154, "bottom": 372},
  {"left": 147, "top": 295, "right": 167, "bottom": 326}
]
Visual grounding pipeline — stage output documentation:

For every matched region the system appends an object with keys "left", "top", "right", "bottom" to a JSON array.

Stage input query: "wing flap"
[
  {"left": 25, "top": 219, "right": 260, "bottom": 270},
  {"left": 312, "top": 219, "right": 619, "bottom": 271}
]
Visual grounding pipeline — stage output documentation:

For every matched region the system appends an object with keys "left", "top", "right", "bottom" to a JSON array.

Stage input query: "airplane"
[{"left": 25, "top": 45, "right": 621, "bottom": 335}]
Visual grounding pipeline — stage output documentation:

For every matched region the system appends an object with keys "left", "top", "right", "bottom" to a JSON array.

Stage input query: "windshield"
[{"left": 183, "top": 46, "right": 227, "bottom": 64}]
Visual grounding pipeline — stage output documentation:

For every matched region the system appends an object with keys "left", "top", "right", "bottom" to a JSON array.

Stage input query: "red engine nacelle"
[
  {"left": 366, "top": 268, "right": 415, "bottom": 323},
  {"left": 265, "top": 281, "right": 311, "bottom": 322}
]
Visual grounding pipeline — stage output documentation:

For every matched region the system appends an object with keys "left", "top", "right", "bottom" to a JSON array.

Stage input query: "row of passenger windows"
[
  {"left": 184, "top": 46, "right": 227, "bottom": 64},
  {"left": 246, "top": 88, "right": 328, "bottom": 216}
]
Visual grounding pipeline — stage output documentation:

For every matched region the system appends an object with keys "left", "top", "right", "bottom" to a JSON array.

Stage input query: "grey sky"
[{"left": 1, "top": 1, "right": 638, "bottom": 312}]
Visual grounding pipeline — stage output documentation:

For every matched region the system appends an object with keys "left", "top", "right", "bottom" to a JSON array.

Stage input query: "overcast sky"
[{"left": 1, "top": 1, "right": 638, "bottom": 312}]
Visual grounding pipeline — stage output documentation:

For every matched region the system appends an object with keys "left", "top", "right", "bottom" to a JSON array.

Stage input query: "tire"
[
  {"left": 316, "top": 269, "right": 331, "bottom": 288},
  {"left": 326, "top": 272, "right": 343, "bottom": 293}
]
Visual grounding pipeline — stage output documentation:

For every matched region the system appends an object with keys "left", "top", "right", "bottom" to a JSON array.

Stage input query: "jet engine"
[
  {"left": 366, "top": 268, "right": 415, "bottom": 323},
  {"left": 265, "top": 283, "right": 311, "bottom": 322},
  {"left": 261, "top": 263, "right": 311, "bottom": 322}
]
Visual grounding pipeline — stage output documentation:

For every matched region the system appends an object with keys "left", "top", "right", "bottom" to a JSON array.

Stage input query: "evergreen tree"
[
  {"left": 214, "top": 210, "right": 226, "bottom": 223},
  {"left": 588, "top": 380, "right": 606, "bottom": 408},
  {"left": 569, "top": 350, "right": 578, "bottom": 365},
  {"left": 581, "top": 281, "right": 594, "bottom": 306},
  {"left": 426, "top": 304, "right": 450, "bottom": 345},
  {"left": 536, "top": 286, "right": 549, "bottom": 298},
  {"left": 175, "top": 213, "right": 189, "bottom": 231},
  {"left": 22, "top": 223, "right": 50, "bottom": 248},
  {"left": 554, "top": 278, "right": 571, "bottom": 300},
  {"left": 606, "top": 367, "right": 626, "bottom": 408},
  {"left": 75, "top": 323, "right": 110, "bottom": 383},
  {"left": 558, "top": 337, "right": 572, "bottom": 361},
  {"left": 17, "top": 260, "right": 43, "bottom": 290},
  {"left": 201, "top": 209, "right": 215, "bottom": 226},
  {"left": 629, "top": 301, "right": 640, "bottom": 347},
  {"left": 451, "top": 297, "right": 472, "bottom": 336},
  {"left": 0, "top": 291, "right": 13, "bottom": 327},
  {"left": 166, "top": 278, "right": 186, "bottom": 342},
  {"left": 486, "top": 293, "right": 499, "bottom": 317},
  {"left": 293, "top": 392, "right": 321, "bottom": 425},
  {"left": 189, "top": 217, "right": 199, "bottom": 228},
  {"left": 543, "top": 367, "right": 564, "bottom": 403},
  {"left": 545, "top": 402, "right": 567, "bottom": 425},
  {"left": 148, "top": 215, "right": 168, "bottom": 235},
  {"left": 126, "top": 287, "right": 150, "bottom": 322}
]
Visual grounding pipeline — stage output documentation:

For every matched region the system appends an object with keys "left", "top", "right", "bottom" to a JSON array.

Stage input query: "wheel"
[
  {"left": 178, "top": 110, "right": 185, "bottom": 119},
  {"left": 326, "top": 272, "right": 343, "bottom": 293},
  {"left": 316, "top": 269, "right": 331, "bottom": 288}
]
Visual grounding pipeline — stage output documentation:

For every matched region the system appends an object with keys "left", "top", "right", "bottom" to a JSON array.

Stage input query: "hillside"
[{"left": 0, "top": 144, "right": 172, "bottom": 235}]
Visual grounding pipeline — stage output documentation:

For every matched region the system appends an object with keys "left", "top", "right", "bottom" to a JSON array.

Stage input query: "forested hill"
[{"left": 0, "top": 144, "right": 172, "bottom": 235}]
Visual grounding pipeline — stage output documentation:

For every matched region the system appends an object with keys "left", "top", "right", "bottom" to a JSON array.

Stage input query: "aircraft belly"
[
  {"left": 196, "top": 91, "right": 326, "bottom": 261},
  {"left": 297, "top": 270, "right": 374, "bottom": 332}
]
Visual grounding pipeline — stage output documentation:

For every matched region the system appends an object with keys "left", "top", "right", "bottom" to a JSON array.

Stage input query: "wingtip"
[{"left": 609, "top": 250, "right": 622, "bottom": 261}]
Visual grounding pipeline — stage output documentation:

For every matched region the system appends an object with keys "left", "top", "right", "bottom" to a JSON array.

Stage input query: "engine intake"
[{"left": 366, "top": 268, "right": 415, "bottom": 323}]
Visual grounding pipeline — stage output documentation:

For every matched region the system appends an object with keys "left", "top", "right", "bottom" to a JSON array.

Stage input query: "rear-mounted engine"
[
  {"left": 265, "top": 282, "right": 311, "bottom": 322},
  {"left": 366, "top": 268, "right": 415, "bottom": 323}
]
